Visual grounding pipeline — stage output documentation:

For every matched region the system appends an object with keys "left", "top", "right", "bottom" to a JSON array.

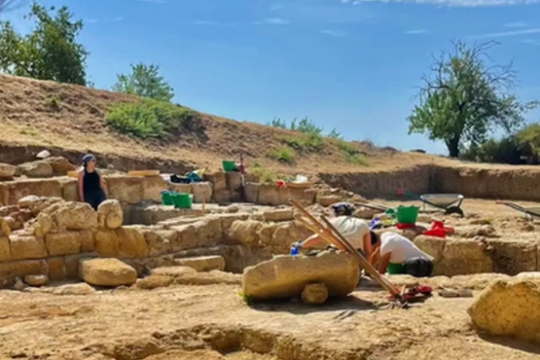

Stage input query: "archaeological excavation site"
[
  {"left": 1, "top": 151, "right": 540, "bottom": 360},
  {"left": 1, "top": 74, "right": 540, "bottom": 360}
]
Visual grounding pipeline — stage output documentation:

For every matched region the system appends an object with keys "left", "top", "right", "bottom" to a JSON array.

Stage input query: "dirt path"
[{"left": 0, "top": 282, "right": 539, "bottom": 360}]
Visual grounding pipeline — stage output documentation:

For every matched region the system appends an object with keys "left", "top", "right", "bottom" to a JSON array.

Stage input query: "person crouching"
[
  {"left": 370, "top": 231, "right": 433, "bottom": 277},
  {"left": 296, "top": 203, "right": 379, "bottom": 263}
]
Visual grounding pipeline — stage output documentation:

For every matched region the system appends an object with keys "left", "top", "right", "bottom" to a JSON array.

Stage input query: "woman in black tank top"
[{"left": 78, "top": 154, "right": 108, "bottom": 210}]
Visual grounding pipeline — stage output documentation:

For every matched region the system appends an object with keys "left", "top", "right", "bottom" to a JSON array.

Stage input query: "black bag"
[{"left": 404, "top": 257, "right": 433, "bottom": 278}]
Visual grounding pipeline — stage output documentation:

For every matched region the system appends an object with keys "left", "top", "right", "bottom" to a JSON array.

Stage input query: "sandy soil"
[
  {"left": 0, "top": 280, "right": 539, "bottom": 360},
  {"left": 375, "top": 198, "right": 540, "bottom": 241}
]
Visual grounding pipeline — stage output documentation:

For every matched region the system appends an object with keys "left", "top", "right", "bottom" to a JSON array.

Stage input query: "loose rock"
[
  {"left": 0, "top": 163, "right": 16, "bottom": 178},
  {"left": 136, "top": 275, "right": 174, "bottom": 290},
  {"left": 80, "top": 258, "right": 138, "bottom": 287},
  {"left": 174, "top": 255, "right": 226, "bottom": 272},
  {"left": 301, "top": 283, "right": 329, "bottom": 304},
  {"left": 24, "top": 274, "right": 48, "bottom": 286},
  {"left": 17, "top": 160, "right": 54, "bottom": 178},
  {"left": 242, "top": 251, "right": 360, "bottom": 301},
  {"left": 468, "top": 277, "right": 540, "bottom": 343}
]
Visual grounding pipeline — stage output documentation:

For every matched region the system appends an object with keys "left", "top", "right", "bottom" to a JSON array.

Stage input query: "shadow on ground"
[
  {"left": 249, "top": 295, "right": 379, "bottom": 315},
  {"left": 479, "top": 334, "right": 540, "bottom": 355}
]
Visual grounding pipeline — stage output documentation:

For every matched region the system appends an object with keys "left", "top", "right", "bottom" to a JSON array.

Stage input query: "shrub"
[
  {"left": 45, "top": 95, "right": 61, "bottom": 110},
  {"left": 335, "top": 140, "right": 368, "bottom": 165},
  {"left": 281, "top": 133, "right": 324, "bottom": 152},
  {"left": 348, "top": 153, "right": 367, "bottom": 166},
  {"left": 105, "top": 99, "right": 200, "bottom": 139},
  {"left": 267, "top": 147, "right": 295, "bottom": 164},
  {"left": 251, "top": 162, "right": 277, "bottom": 183},
  {"left": 461, "top": 136, "right": 533, "bottom": 164}
]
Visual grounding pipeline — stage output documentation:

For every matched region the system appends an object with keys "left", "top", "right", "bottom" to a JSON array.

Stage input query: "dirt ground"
[
  {"left": 0, "top": 199, "right": 538, "bottom": 359},
  {"left": 1, "top": 280, "right": 540, "bottom": 360},
  {"left": 376, "top": 198, "right": 540, "bottom": 241}
]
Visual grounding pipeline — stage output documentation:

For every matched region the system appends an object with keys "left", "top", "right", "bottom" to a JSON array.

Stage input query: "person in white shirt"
[
  {"left": 297, "top": 203, "right": 379, "bottom": 263},
  {"left": 370, "top": 231, "right": 434, "bottom": 277}
]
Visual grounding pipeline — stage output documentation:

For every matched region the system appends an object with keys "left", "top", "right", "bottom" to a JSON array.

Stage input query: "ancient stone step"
[{"left": 173, "top": 255, "right": 226, "bottom": 272}]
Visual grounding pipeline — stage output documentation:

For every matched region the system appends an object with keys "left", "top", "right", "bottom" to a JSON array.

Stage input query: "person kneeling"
[{"left": 370, "top": 231, "right": 433, "bottom": 278}]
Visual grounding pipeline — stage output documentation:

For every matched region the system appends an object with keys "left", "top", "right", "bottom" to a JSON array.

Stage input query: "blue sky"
[{"left": 4, "top": 0, "right": 540, "bottom": 154}]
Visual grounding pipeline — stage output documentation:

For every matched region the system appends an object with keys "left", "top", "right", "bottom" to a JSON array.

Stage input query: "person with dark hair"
[
  {"left": 369, "top": 231, "right": 433, "bottom": 278},
  {"left": 296, "top": 203, "right": 379, "bottom": 262},
  {"left": 78, "top": 154, "right": 108, "bottom": 210}
]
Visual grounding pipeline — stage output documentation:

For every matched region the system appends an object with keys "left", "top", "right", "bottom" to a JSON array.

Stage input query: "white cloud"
[
  {"left": 114, "top": 17, "right": 124, "bottom": 21},
  {"left": 254, "top": 18, "right": 291, "bottom": 25},
  {"left": 405, "top": 29, "right": 427, "bottom": 34},
  {"left": 504, "top": 22, "right": 528, "bottom": 27},
  {"left": 474, "top": 28, "right": 540, "bottom": 38},
  {"left": 193, "top": 20, "right": 236, "bottom": 26},
  {"left": 320, "top": 29, "right": 348, "bottom": 36},
  {"left": 336, "top": 0, "right": 540, "bottom": 7},
  {"left": 86, "top": 19, "right": 99, "bottom": 24}
]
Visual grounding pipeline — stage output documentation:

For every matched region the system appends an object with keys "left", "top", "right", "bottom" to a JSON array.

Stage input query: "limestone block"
[
  {"left": 301, "top": 283, "right": 329, "bottom": 304},
  {"left": 8, "top": 180, "right": 62, "bottom": 205},
  {"left": 79, "top": 258, "right": 137, "bottom": 287},
  {"left": 51, "top": 201, "right": 98, "bottom": 231},
  {"left": 141, "top": 176, "right": 167, "bottom": 203},
  {"left": 10, "top": 233, "right": 47, "bottom": 260},
  {"left": 468, "top": 277, "right": 540, "bottom": 343},
  {"left": 97, "top": 199, "right": 123, "bottom": 229},
  {"left": 242, "top": 251, "right": 360, "bottom": 300},
  {"left": 0, "top": 236, "right": 10, "bottom": 261},
  {"left": 174, "top": 255, "right": 226, "bottom": 272},
  {"left": 17, "top": 160, "right": 53, "bottom": 178},
  {"left": 262, "top": 208, "right": 294, "bottom": 222},
  {"left": 488, "top": 240, "right": 537, "bottom": 275},
  {"left": 117, "top": 227, "right": 149, "bottom": 258},
  {"left": 105, "top": 176, "right": 144, "bottom": 204},
  {"left": 191, "top": 182, "right": 213, "bottom": 203},
  {"left": 226, "top": 172, "right": 243, "bottom": 191},
  {"left": 205, "top": 171, "right": 227, "bottom": 192},
  {"left": 227, "top": 220, "right": 263, "bottom": 246},
  {"left": 45, "top": 231, "right": 82, "bottom": 256},
  {"left": 244, "top": 182, "right": 259, "bottom": 203},
  {"left": 0, "top": 163, "right": 16, "bottom": 178},
  {"left": 94, "top": 230, "right": 120, "bottom": 257}
]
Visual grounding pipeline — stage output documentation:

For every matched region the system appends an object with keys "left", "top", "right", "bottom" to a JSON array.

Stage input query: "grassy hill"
[{"left": 0, "top": 73, "right": 448, "bottom": 177}]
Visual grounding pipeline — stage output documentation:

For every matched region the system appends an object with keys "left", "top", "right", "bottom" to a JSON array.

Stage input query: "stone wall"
[
  {"left": 320, "top": 164, "right": 540, "bottom": 201},
  {"left": 2, "top": 196, "right": 540, "bottom": 283},
  {"left": 414, "top": 236, "right": 539, "bottom": 276},
  {"left": 0, "top": 198, "right": 310, "bottom": 283},
  {"left": 0, "top": 173, "right": 346, "bottom": 208}
]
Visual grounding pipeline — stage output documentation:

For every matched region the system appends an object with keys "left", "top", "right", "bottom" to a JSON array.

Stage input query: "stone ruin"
[{"left": 3, "top": 156, "right": 540, "bottom": 346}]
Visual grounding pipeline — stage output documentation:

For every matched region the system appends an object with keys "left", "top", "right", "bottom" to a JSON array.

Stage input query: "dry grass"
[{"left": 0, "top": 73, "right": 533, "bottom": 177}]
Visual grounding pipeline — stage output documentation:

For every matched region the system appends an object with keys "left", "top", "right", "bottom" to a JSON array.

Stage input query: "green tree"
[
  {"left": 0, "top": 2, "right": 88, "bottom": 85},
  {"left": 112, "top": 63, "right": 174, "bottom": 102},
  {"left": 408, "top": 40, "right": 536, "bottom": 157}
]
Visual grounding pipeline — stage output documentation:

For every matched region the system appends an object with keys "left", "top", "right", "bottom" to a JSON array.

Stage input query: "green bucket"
[
  {"left": 396, "top": 205, "right": 419, "bottom": 224},
  {"left": 387, "top": 262, "right": 406, "bottom": 275},
  {"left": 222, "top": 160, "right": 236, "bottom": 172},
  {"left": 173, "top": 193, "right": 192, "bottom": 209},
  {"left": 161, "top": 191, "right": 173, "bottom": 206}
]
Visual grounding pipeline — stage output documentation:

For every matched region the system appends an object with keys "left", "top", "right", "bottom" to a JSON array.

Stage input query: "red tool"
[
  {"left": 389, "top": 285, "right": 432, "bottom": 302},
  {"left": 423, "top": 221, "right": 454, "bottom": 238}
]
